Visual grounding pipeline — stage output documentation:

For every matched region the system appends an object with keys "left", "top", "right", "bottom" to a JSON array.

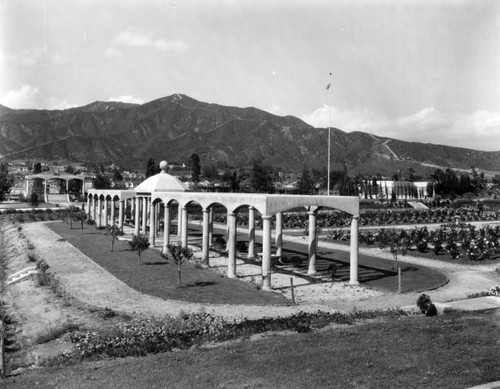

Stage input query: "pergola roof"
[{"left": 26, "top": 173, "right": 86, "bottom": 181}]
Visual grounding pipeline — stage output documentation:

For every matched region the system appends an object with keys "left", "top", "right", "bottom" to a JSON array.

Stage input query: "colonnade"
[
  {"left": 86, "top": 191, "right": 360, "bottom": 290},
  {"left": 87, "top": 194, "right": 134, "bottom": 231}
]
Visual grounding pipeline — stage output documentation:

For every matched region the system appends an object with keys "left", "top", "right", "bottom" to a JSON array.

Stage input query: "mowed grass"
[
  {"left": 46, "top": 222, "right": 289, "bottom": 306},
  {"left": 5, "top": 311, "right": 500, "bottom": 389}
]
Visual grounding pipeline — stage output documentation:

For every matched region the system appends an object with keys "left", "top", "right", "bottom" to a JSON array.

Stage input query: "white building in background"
[{"left": 358, "top": 180, "right": 430, "bottom": 201}]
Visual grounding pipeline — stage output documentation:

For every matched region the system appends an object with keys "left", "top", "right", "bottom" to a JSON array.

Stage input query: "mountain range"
[{"left": 1, "top": 94, "right": 499, "bottom": 177}]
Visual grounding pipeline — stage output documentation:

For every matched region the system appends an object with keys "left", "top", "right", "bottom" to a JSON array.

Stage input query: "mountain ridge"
[{"left": 1, "top": 94, "right": 499, "bottom": 176}]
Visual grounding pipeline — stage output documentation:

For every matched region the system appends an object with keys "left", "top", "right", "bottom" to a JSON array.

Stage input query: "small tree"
[
  {"left": 129, "top": 234, "right": 150, "bottom": 265},
  {"left": 106, "top": 224, "right": 123, "bottom": 251},
  {"left": 30, "top": 192, "right": 39, "bottom": 207},
  {"left": 74, "top": 210, "right": 87, "bottom": 232},
  {"left": 164, "top": 243, "right": 193, "bottom": 288}
]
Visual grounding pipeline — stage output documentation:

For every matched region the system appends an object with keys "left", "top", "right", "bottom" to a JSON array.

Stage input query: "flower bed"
[
  {"left": 213, "top": 207, "right": 499, "bottom": 230},
  {"left": 328, "top": 223, "right": 500, "bottom": 261}
]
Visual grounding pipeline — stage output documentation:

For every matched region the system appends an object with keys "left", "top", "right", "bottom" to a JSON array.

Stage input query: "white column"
[
  {"left": 227, "top": 212, "right": 237, "bottom": 278},
  {"left": 25, "top": 178, "right": 29, "bottom": 198},
  {"left": 307, "top": 211, "right": 317, "bottom": 275},
  {"left": 149, "top": 201, "right": 156, "bottom": 246},
  {"left": 110, "top": 199, "right": 116, "bottom": 227},
  {"left": 118, "top": 200, "right": 124, "bottom": 231},
  {"left": 208, "top": 207, "right": 213, "bottom": 246},
  {"left": 181, "top": 206, "right": 188, "bottom": 248},
  {"left": 163, "top": 203, "right": 171, "bottom": 254},
  {"left": 202, "top": 208, "right": 210, "bottom": 266},
  {"left": 86, "top": 195, "right": 91, "bottom": 217},
  {"left": 141, "top": 197, "right": 147, "bottom": 234},
  {"left": 134, "top": 197, "right": 140, "bottom": 235},
  {"left": 177, "top": 203, "right": 183, "bottom": 238},
  {"left": 103, "top": 198, "right": 109, "bottom": 227},
  {"left": 262, "top": 216, "right": 272, "bottom": 290},
  {"left": 96, "top": 197, "right": 102, "bottom": 228},
  {"left": 248, "top": 206, "right": 255, "bottom": 258},
  {"left": 131, "top": 198, "right": 135, "bottom": 221},
  {"left": 92, "top": 196, "right": 97, "bottom": 223},
  {"left": 275, "top": 212, "right": 283, "bottom": 259},
  {"left": 156, "top": 203, "right": 160, "bottom": 237},
  {"left": 349, "top": 216, "right": 360, "bottom": 285},
  {"left": 44, "top": 179, "right": 48, "bottom": 203}
]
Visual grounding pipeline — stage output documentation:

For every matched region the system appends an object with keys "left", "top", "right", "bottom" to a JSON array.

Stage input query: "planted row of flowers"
[
  {"left": 327, "top": 224, "right": 500, "bottom": 261},
  {"left": 64, "top": 309, "right": 406, "bottom": 361},
  {"left": 212, "top": 207, "right": 499, "bottom": 229}
]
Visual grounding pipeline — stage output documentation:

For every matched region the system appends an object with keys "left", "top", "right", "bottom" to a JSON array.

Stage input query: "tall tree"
[
  {"left": 249, "top": 160, "right": 274, "bottom": 193},
  {"left": 145, "top": 158, "right": 160, "bottom": 178},
  {"left": 297, "top": 166, "right": 315, "bottom": 195},
  {"left": 0, "top": 163, "right": 13, "bottom": 201},
  {"left": 112, "top": 167, "right": 123, "bottom": 182},
  {"left": 92, "top": 174, "right": 112, "bottom": 189},
  {"left": 32, "top": 162, "right": 42, "bottom": 174},
  {"left": 190, "top": 153, "right": 201, "bottom": 183}
]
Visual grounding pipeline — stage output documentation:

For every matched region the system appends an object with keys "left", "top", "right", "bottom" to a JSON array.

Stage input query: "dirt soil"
[{"left": 2, "top": 219, "right": 500, "bottom": 376}]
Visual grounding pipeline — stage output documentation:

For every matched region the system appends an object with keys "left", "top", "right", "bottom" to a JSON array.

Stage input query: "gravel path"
[{"left": 20, "top": 221, "right": 500, "bottom": 318}]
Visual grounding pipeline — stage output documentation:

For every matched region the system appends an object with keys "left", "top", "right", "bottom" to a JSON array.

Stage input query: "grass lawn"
[
  {"left": 46, "top": 222, "right": 289, "bottom": 306},
  {"left": 5, "top": 311, "right": 500, "bottom": 389}
]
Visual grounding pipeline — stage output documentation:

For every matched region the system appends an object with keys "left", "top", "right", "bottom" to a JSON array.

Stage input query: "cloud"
[
  {"left": 302, "top": 106, "right": 500, "bottom": 151},
  {"left": 108, "top": 95, "right": 144, "bottom": 105},
  {"left": 0, "top": 85, "right": 41, "bottom": 109},
  {"left": 0, "top": 85, "right": 76, "bottom": 110},
  {"left": 111, "top": 31, "right": 189, "bottom": 52},
  {"left": 2, "top": 47, "right": 69, "bottom": 67},
  {"left": 105, "top": 47, "right": 122, "bottom": 58}
]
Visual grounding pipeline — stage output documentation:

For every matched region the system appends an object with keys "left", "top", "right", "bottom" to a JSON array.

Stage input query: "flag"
[{"left": 326, "top": 82, "right": 331, "bottom": 90}]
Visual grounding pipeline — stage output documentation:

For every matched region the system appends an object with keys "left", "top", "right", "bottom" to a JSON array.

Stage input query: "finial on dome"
[{"left": 159, "top": 160, "right": 168, "bottom": 172}]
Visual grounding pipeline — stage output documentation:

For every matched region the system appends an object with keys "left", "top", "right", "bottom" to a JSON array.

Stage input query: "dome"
[{"left": 134, "top": 161, "right": 188, "bottom": 193}]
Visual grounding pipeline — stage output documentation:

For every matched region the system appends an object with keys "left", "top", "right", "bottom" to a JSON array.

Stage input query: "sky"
[{"left": 1, "top": 0, "right": 499, "bottom": 151}]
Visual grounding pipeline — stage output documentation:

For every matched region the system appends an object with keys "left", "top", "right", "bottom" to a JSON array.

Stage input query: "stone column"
[
  {"left": 208, "top": 207, "right": 213, "bottom": 246},
  {"left": 275, "top": 212, "right": 283, "bottom": 259},
  {"left": 103, "top": 198, "right": 109, "bottom": 227},
  {"left": 177, "top": 203, "right": 183, "bottom": 238},
  {"left": 134, "top": 197, "right": 140, "bottom": 235},
  {"left": 25, "top": 177, "right": 29, "bottom": 198},
  {"left": 149, "top": 201, "right": 156, "bottom": 246},
  {"left": 131, "top": 198, "right": 135, "bottom": 222},
  {"left": 202, "top": 208, "right": 210, "bottom": 266},
  {"left": 227, "top": 212, "right": 237, "bottom": 278},
  {"left": 181, "top": 206, "right": 188, "bottom": 248},
  {"left": 349, "top": 216, "right": 360, "bottom": 285},
  {"left": 118, "top": 200, "right": 124, "bottom": 231},
  {"left": 307, "top": 211, "right": 317, "bottom": 275},
  {"left": 110, "top": 199, "right": 116, "bottom": 227},
  {"left": 86, "top": 195, "right": 91, "bottom": 217},
  {"left": 44, "top": 179, "right": 48, "bottom": 203},
  {"left": 163, "top": 203, "right": 171, "bottom": 254},
  {"left": 141, "top": 197, "right": 147, "bottom": 234},
  {"left": 96, "top": 197, "right": 102, "bottom": 228},
  {"left": 248, "top": 206, "right": 255, "bottom": 258},
  {"left": 262, "top": 216, "right": 272, "bottom": 290},
  {"left": 92, "top": 196, "right": 97, "bottom": 223}
]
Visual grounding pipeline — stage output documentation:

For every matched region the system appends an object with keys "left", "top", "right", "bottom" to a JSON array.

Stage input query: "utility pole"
[{"left": 327, "top": 72, "right": 332, "bottom": 196}]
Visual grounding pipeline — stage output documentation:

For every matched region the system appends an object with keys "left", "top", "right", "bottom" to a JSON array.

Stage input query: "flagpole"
[{"left": 327, "top": 72, "right": 332, "bottom": 196}]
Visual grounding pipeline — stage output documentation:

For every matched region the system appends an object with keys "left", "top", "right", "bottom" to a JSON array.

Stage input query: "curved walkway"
[{"left": 21, "top": 222, "right": 500, "bottom": 318}]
